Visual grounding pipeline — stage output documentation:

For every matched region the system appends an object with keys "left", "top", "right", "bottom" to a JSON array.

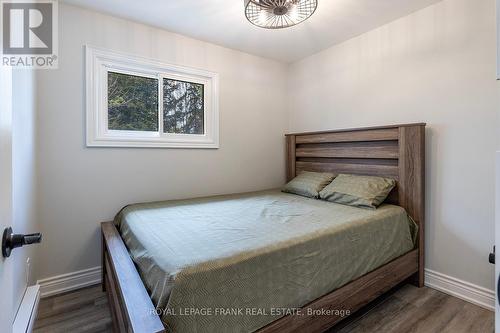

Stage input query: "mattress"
[{"left": 114, "top": 190, "right": 416, "bottom": 333}]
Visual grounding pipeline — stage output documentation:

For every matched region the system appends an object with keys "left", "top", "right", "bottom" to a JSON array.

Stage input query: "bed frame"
[{"left": 101, "top": 123, "right": 425, "bottom": 333}]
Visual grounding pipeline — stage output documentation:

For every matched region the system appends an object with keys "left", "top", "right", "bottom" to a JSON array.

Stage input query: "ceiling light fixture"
[{"left": 244, "top": 0, "right": 318, "bottom": 29}]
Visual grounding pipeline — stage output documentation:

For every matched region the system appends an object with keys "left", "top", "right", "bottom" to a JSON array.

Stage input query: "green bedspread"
[{"left": 114, "top": 190, "right": 416, "bottom": 333}]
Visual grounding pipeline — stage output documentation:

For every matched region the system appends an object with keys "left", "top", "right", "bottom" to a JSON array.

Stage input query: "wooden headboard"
[{"left": 286, "top": 123, "right": 425, "bottom": 284}]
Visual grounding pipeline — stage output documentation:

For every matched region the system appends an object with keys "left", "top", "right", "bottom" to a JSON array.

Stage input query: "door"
[
  {"left": 0, "top": 66, "right": 14, "bottom": 333},
  {"left": 496, "top": 152, "right": 500, "bottom": 332}
]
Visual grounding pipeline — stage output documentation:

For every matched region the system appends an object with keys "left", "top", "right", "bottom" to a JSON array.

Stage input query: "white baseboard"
[
  {"left": 425, "top": 269, "right": 495, "bottom": 311},
  {"left": 37, "top": 266, "right": 101, "bottom": 298},
  {"left": 13, "top": 285, "right": 40, "bottom": 333}
]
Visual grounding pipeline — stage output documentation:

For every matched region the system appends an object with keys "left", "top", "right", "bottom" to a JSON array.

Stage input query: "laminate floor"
[
  {"left": 33, "top": 285, "right": 112, "bottom": 333},
  {"left": 33, "top": 284, "right": 493, "bottom": 333}
]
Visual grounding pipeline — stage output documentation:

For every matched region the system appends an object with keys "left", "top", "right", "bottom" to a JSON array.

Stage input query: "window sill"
[{"left": 86, "top": 136, "right": 219, "bottom": 149}]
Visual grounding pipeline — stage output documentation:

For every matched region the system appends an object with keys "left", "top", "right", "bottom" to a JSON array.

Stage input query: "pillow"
[
  {"left": 319, "top": 174, "right": 396, "bottom": 209},
  {"left": 282, "top": 171, "right": 334, "bottom": 198}
]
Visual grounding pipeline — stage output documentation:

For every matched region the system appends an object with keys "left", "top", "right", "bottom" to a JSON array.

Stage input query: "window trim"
[{"left": 85, "top": 45, "right": 219, "bottom": 148}]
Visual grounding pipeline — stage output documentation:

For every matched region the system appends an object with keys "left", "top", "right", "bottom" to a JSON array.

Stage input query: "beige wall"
[
  {"left": 35, "top": 4, "right": 288, "bottom": 279},
  {"left": 288, "top": 0, "right": 499, "bottom": 290}
]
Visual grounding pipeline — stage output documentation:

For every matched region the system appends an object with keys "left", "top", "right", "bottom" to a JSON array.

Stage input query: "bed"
[{"left": 101, "top": 123, "right": 425, "bottom": 333}]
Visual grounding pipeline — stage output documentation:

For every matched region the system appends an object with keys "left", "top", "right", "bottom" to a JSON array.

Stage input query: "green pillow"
[
  {"left": 319, "top": 174, "right": 396, "bottom": 209},
  {"left": 282, "top": 171, "right": 334, "bottom": 198}
]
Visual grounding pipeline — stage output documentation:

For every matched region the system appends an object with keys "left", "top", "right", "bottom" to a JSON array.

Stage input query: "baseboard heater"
[{"left": 13, "top": 285, "right": 40, "bottom": 333}]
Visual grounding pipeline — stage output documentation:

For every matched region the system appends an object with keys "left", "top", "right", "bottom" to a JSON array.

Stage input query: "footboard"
[{"left": 101, "top": 222, "right": 165, "bottom": 333}]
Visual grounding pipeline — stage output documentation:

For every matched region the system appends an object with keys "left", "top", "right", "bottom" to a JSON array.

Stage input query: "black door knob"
[{"left": 2, "top": 227, "right": 42, "bottom": 258}]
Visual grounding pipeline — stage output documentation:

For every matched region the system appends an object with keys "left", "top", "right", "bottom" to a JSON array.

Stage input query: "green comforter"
[{"left": 114, "top": 190, "right": 415, "bottom": 333}]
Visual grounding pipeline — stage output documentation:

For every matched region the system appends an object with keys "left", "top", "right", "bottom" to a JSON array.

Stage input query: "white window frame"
[{"left": 85, "top": 45, "right": 219, "bottom": 148}]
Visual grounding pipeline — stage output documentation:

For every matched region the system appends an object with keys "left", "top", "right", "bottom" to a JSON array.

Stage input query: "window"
[
  {"left": 86, "top": 46, "right": 219, "bottom": 148},
  {"left": 163, "top": 78, "right": 204, "bottom": 135}
]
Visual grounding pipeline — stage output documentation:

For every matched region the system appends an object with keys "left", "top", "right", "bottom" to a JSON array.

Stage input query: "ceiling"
[{"left": 63, "top": 0, "right": 443, "bottom": 63}]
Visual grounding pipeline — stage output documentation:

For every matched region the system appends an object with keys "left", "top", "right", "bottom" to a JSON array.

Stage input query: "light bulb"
[
  {"left": 258, "top": 10, "right": 268, "bottom": 25},
  {"left": 289, "top": 4, "right": 298, "bottom": 21}
]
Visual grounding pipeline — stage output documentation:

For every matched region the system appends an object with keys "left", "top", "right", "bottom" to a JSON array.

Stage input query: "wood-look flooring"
[
  {"left": 34, "top": 286, "right": 112, "bottom": 333},
  {"left": 34, "top": 284, "right": 493, "bottom": 333}
]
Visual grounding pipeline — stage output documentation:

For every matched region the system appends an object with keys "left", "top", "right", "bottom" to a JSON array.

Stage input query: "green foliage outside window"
[
  {"left": 163, "top": 79, "right": 204, "bottom": 134},
  {"left": 107, "top": 71, "right": 204, "bottom": 135},
  {"left": 108, "top": 72, "right": 158, "bottom": 132}
]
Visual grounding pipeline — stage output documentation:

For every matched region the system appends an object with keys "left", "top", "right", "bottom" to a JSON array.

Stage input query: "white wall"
[
  {"left": 35, "top": 4, "right": 288, "bottom": 279},
  {"left": 288, "top": 0, "right": 499, "bottom": 290},
  {"left": 12, "top": 69, "right": 38, "bottom": 311}
]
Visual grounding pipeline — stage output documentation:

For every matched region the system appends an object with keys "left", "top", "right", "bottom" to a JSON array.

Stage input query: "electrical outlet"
[{"left": 26, "top": 257, "right": 30, "bottom": 284}]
